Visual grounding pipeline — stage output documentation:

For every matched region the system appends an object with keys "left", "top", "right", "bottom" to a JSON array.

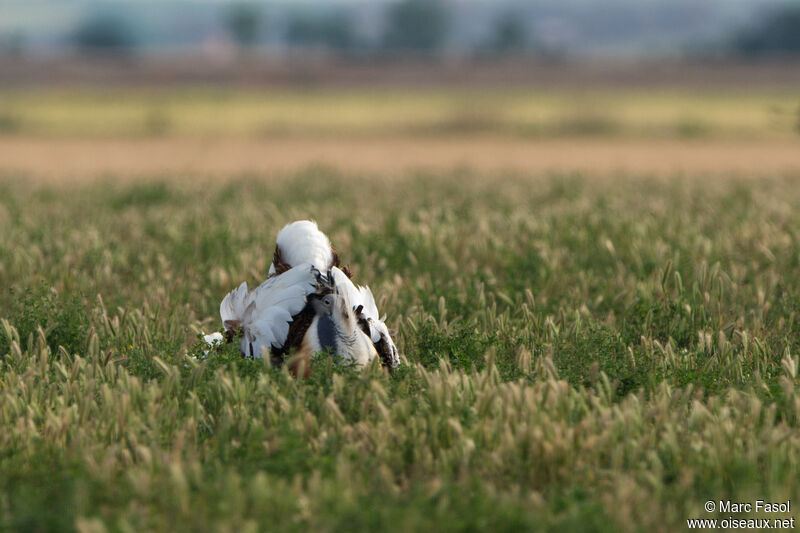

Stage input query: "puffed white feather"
[
  {"left": 220, "top": 281, "right": 249, "bottom": 329},
  {"left": 246, "top": 264, "right": 318, "bottom": 317},
  {"left": 244, "top": 307, "right": 294, "bottom": 359},
  {"left": 221, "top": 263, "right": 320, "bottom": 359},
  {"left": 268, "top": 220, "right": 334, "bottom": 275}
]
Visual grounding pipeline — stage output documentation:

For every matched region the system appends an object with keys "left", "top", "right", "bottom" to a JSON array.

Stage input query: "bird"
[
  {"left": 212, "top": 220, "right": 400, "bottom": 374},
  {"left": 267, "top": 220, "right": 399, "bottom": 369}
]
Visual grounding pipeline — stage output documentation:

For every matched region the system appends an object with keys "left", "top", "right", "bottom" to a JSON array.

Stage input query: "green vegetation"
[
  {"left": 1, "top": 169, "right": 800, "bottom": 531},
  {"left": 0, "top": 87, "right": 798, "bottom": 140}
]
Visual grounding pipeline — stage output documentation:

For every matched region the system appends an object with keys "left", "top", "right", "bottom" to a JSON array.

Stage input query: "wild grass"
[
  {"left": 1, "top": 169, "right": 800, "bottom": 531},
  {"left": 0, "top": 87, "right": 798, "bottom": 140}
]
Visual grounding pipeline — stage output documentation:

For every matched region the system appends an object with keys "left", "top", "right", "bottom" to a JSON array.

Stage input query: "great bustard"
[{"left": 211, "top": 220, "right": 400, "bottom": 375}]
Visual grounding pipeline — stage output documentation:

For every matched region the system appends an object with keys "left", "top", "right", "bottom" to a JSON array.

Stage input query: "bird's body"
[{"left": 213, "top": 219, "right": 399, "bottom": 374}]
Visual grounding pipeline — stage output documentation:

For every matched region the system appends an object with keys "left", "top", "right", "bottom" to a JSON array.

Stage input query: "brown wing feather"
[
  {"left": 354, "top": 313, "right": 393, "bottom": 372},
  {"left": 356, "top": 315, "right": 370, "bottom": 339},
  {"left": 272, "top": 302, "right": 316, "bottom": 365},
  {"left": 374, "top": 339, "right": 396, "bottom": 373},
  {"left": 271, "top": 244, "right": 292, "bottom": 277},
  {"left": 330, "top": 246, "right": 353, "bottom": 278}
]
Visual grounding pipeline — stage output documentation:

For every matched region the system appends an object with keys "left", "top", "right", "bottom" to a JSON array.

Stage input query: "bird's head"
[{"left": 311, "top": 270, "right": 356, "bottom": 331}]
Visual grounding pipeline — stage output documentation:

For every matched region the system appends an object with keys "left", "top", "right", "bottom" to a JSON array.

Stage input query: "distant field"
[
  {"left": 1, "top": 170, "right": 800, "bottom": 531},
  {"left": 2, "top": 86, "right": 798, "bottom": 180},
  {"left": 0, "top": 87, "right": 798, "bottom": 140},
  {"left": 3, "top": 136, "right": 800, "bottom": 179}
]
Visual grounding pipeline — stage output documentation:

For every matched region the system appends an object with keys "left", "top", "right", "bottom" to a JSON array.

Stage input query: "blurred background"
[
  {"left": 4, "top": 0, "right": 800, "bottom": 63},
  {"left": 1, "top": 0, "right": 799, "bottom": 178}
]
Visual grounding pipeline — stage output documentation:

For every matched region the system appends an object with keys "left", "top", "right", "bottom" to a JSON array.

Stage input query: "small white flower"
[
  {"left": 199, "top": 331, "right": 225, "bottom": 358},
  {"left": 203, "top": 332, "right": 225, "bottom": 347}
]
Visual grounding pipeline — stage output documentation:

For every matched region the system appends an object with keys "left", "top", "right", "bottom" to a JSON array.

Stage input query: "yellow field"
[{"left": 1, "top": 87, "right": 798, "bottom": 140}]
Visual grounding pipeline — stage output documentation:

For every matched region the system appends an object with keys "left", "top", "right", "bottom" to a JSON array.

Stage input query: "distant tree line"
[
  {"left": 67, "top": 0, "right": 529, "bottom": 56},
  {"left": 731, "top": 4, "right": 800, "bottom": 56},
  {"left": 225, "top": 3, "right": 262, "bottom": 51},
  {"left": 73, "top": 12, "right": 136, "bottom": 54},
  {"left": 286, "top": 13, "right": 355, "bottom": 52},
  {"left": 63, "top": 0, "right": 800, "bottom": 58},
  {"left": 381, "top": 0, "right": 450, "bottom": 52}
]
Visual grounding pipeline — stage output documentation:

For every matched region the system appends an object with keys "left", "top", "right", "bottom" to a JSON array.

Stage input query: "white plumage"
[
  {"left": 268, "top": 220, "right": 334, "bottom": 276},
  {"left": 219, "top": 263, "right": 320, "bottom": 359},
  {"left": 220, "top": 281, "right": 249, "bottom": 329},
  {"left": 330, "top": 267, "right": 400, "bottom": 368}
]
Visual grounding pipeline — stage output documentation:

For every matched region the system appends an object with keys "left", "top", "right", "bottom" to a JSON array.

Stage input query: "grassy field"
[
  {"left": 1, "top": 167, "right": 800, "bottom": 532},
  {"left": 1, "top": 87, "right": 798, "bottom": 140}
]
